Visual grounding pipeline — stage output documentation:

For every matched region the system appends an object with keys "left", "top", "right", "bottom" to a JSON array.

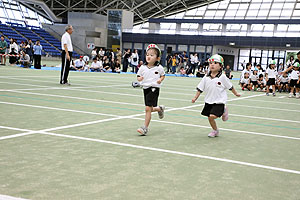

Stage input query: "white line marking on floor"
[
  {"left": 7, "top": 90, "right": 299, "bottom": 124},
  {"left": 0, "top": 132, "right": 36, "bottom": 141},
  {"left": 278, "top": 96, "right": 286, "bottom": 99},
  {"left": 227, "top": 104, "right": 300, "bottom": 113},
  {"left": 0, "top": 101, "right": 118, "bottom": 117},
  {"left": 38, "top": 131, "right": 300, "bottom": 175},
  {"left": 0, "top": 125, "right": 32, "bottom": 132},
  {"left": 0, "top": 194, "right": 29, "bottom": 200}
]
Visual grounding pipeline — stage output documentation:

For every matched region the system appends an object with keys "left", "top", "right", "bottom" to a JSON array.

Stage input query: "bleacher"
[
  {"left": 0, "top": 23, "right": 27, "bottom": 45},
  {"left": 0, "top": 22, "right": 80, "bottom": 58}
]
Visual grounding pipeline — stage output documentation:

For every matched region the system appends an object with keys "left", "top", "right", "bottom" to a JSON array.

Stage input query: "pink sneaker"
[
  {"left": 222, "top": 107, "right": 229, "bottom": 121},
  {"left": 208, "top": 130, "right": 219, "bottom": 138}
]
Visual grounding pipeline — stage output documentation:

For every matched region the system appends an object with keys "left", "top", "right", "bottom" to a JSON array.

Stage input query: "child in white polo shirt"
[
  {"left": 192, "top": 54, "right": 241, "bottom": 138},
  {"left": 289, "top": 62, "right": 300, "bottom": 98},
  {"left": 136, "top": 44, "right": 165, "bottom": 136},
  {"left": 265, "top": 60, "right": 278, "bottom": 96}
]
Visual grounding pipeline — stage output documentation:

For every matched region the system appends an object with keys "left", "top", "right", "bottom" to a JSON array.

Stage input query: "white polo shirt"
[
  {"left": 91, "top": 61, "right": 103, "bottom": 69},
  {"left": 290, "top": 70, "right": 300, "bottom": 80},
  {"left": 61, "top": 32, "right": 73, "bottom": 52},
  {"left": 197, "top": 73, "right": 233, "bottom": 104},
  {"left": 266, "top": 68, "right": 277, "bottom": 78},
  {"left": 74, "top": 59, "right": 85, "bottom": 68},
  {"left": 240, "top": 77, "right": 250, "bottom": 84},
  {"left": 137, "top": 64, "right": 165, "bottom": 89}
]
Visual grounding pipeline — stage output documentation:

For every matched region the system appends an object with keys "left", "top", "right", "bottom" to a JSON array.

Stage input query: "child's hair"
[
  {"left": 244, "top": 72, "right": 249, "bottom": 78},
  {"left": 246, "top": 62, "right": 252, "bottom": 68},
  {"left": 147, "top": 48, "right": 160, "bottom": 58},
  {"left": 259, "top": 74, "right": 264, "bottom": 78}
]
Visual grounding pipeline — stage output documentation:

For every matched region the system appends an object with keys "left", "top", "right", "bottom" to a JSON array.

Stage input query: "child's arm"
[
  {"left": 230, "top": 87, "right": 241, "bottom": 97},
  {"left": 157, "top": 75, "right": 165, "bottom": 84},
  {"left": 137, "top": 75, "right": 143, "bottom": 82},
  {"left": 192, "top": 90, "right": 201, "bottom": 103}
]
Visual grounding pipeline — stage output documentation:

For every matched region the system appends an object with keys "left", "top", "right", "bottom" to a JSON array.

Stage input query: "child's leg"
[
  {"left": 272, "top": 85, "right": 276, "bottom": 95},
  {"left": 144, "top": 106, "right": 153, "bottom": 128},
  {"left": 266, "top": 85, "right": 270, "bottom": 93},
  {"left": 144, "top": 106, "right": 163, "bottom": 127},
  {"left": 208, "top": 114, "right": 218, "bottom": 130}
]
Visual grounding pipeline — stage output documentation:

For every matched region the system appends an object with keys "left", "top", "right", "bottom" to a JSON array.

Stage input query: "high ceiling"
[{"left": 19, "top": 0, "right": 221, "bottom": 24}]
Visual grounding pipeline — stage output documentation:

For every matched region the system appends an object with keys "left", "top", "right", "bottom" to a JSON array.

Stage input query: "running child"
[
  {"left": 288, "top": 62, "right": 300, "bottom": 98},
  {"left": 191, "top": 54, "right": 241, "bottom": 138},
  {"left": 265, "top": 60, "right": 278, "bottom": 96},
  {"left": 136, "top": 44, "right": 165, "bottom": 135}
]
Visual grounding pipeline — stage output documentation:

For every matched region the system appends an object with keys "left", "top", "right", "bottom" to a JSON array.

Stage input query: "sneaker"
[
  {"left": 272, "top": 92, "right": 276, "bottom": 96},
  {"left": 266, "top": 93, "right": 269, "bottom": 96},
  {"left": 242, "top": 88, "right": 244, "bottom": 91},
  {"left": 289, "top": 93, "right": 293, "bottom": 98},
  {"left": 137, "top": 126, "right": 148, "bottom": 136},
  {"left": 208, "top": 130, "right": 219, "bottom": 138},
  {"left": 296, "top": 94, "right": 300, "bottom": 99},
  {"left": 222, "top": 107, "right": 229, "bottom": 121},
  {"left": 158, "top": 105, "right": 165, "bottom": 119}
]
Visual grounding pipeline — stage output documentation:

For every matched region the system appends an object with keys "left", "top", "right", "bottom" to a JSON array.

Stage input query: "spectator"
[
  {"left": 171, "top": 55, "right": 177, "bottom": 74},
  {"left": 224, "top": 65, "right": 233, "bottom": 79},
  {"left": 131, "top": 49, "right": 139, "bottom": 73},
  {"left": 27, "top": 39, "right": 34, "bottom": 63},
  {"left": 9, "top": 38, "right": 18, "bottom": 64},
  {"left": 83, "top": 61, "right": 89, "bottom": 72},
  {"left": 166, "top": 53, "right": 172, "bottom": 73},
  {"left": 0, "top": 36, "right": 7, "bottom": 65},
  {"left": 90, "top": 57, "right": 103, "bottom": 72},
  {"left": 136, "top": 60, "right": 143, "bottom": 73},
  {"left": 33, "top": 40, "right": 42, "bottom": 69},
  {"left": 19, "top": 51, "right": 31, "bottom": 68},
  {"left": 188, "top": 53, "right": 199, "bottom": 75},
  {"left": 116, "top": 48, "right": 122, "bottom": 64},
  {"left": 98, "top": 48, "right": 105, "bottom": 60},
  {"left": 74, "top": 56, "right": 85, "bottom": 71},
  {"left": 114, "top": 59, "right": 121, "bottom": 73},
  {"left": 91, "top": 48, "right": 97, "bottom": 59},
  {"left": 122, "top": 49, "right": 131, "bottom": 72}
]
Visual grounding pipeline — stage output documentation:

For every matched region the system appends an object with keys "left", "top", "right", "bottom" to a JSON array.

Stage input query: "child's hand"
[
  {"left": 191, "top": 98, "right": 197, "bottom": 103},
  {"left": 157, "top": 79, "right": 162, "bottom": 84},
  {"left": 137, "top": 76, "right": 144, "bottom": 81},
  {"left": 235, "top": 93, "right": 241, "bottom": 97}
]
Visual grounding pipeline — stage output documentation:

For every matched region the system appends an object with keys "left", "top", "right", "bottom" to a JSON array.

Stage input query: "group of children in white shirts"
[{"left": 240, "top": 61, "right": 300, "bottom": 98}]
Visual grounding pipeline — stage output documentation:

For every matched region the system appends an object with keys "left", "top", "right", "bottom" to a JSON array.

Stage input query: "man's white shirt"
[{"left": 61, "top": 32, "right": 73, "bottom": 52}]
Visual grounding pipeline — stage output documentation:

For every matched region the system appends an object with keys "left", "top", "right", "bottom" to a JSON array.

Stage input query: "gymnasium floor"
[{"left": 0, "top": 64, "right": 299, "bottom": 200}]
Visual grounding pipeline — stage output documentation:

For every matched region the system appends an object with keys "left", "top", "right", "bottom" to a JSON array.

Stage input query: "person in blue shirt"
[{"left": 33, "top": 40, "right": 42, "bottom": 69}]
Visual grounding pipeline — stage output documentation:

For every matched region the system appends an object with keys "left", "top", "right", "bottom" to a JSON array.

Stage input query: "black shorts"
[
  {"left": 251, "top": 81, "right": 258, "bottom": 86},
  {"left": 290, "top": 79, "right": 300, "bottom": 88},
  {"left": 267, "top": 78, "right": 276, "bottom": 86},
  {"left": 143, "top": 87, "right": 160, "bottom": 107},
  {"left": 280, "top": 82, "right": 288, "bottom": 85},
  {"left": 201, "top": 103, "right": 225, "bottom": 118}
]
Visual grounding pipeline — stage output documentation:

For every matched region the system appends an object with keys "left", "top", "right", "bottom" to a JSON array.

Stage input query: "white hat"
[
  {"left": 208, "top": 54, "right": 224, "bottom": 65},
  {"left": 146, "top": 44, "right": 161, "bottom": 57}
]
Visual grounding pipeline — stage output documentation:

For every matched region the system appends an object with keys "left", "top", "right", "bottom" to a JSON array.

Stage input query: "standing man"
[
  {"left": 0, "top": 36, "right": 7, "bottom": 65},
  {"left": 60, "top": 25, "right": 73, "bottom": 85}
]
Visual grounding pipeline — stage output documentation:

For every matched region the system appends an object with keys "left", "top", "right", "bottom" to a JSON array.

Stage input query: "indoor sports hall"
[{"left": 0, "top": 0, "right": 300, "bottom": 199}]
